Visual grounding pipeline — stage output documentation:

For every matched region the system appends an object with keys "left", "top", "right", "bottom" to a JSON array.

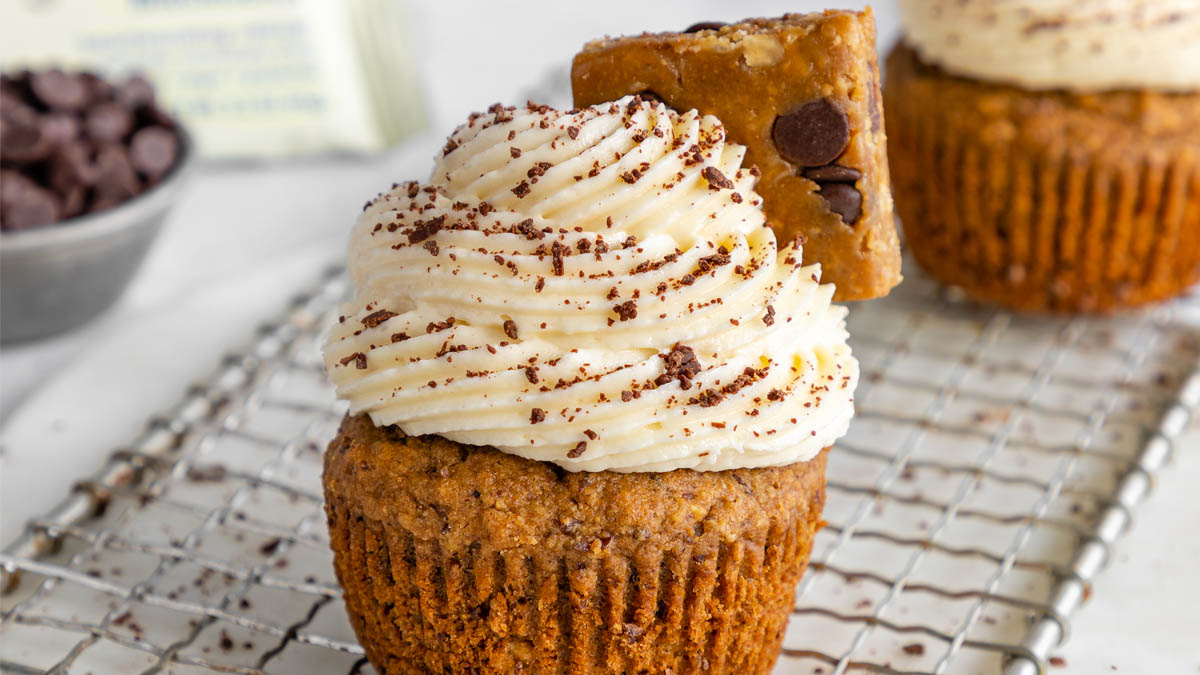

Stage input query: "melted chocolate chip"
[
  {"left": 772, "top": 99, "right": 850, "bottom": 167},
  {"left": 816, "top": 182, "right": 862, "bottom": 224},
  {"left": 684, "top": 21, "right": 727, "bottom": 33},
  {"left": 802, "top": 164, "right": 861, "bottom": 183}
]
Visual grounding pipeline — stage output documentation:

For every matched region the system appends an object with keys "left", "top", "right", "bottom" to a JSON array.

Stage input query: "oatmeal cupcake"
[
  {"left": 886, "top": 1, "right": 1200, "bottom": 312},
  {"left": 322, "top": 97, "right": 860, "bottom": 673}
]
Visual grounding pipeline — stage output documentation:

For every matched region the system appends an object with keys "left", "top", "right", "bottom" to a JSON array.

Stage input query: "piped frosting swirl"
[{"left": 323, "top": 96, "right": 857, "bottom": 472}]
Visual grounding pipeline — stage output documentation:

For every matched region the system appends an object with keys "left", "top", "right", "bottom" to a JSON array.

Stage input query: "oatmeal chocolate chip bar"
[{"left": 571, "top": 9, "right": 901, "bottom": 301}]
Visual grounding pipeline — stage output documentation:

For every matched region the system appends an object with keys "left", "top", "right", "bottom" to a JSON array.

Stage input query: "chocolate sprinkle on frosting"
[{"left": 702, "top": 166, "right": 735, "bottom": 190}]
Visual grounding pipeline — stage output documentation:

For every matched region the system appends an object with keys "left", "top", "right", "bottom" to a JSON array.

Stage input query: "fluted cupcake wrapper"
[
  {"left": 322, "top": 415, "right": 826, "bottom": 675},
  {"left": 886, "top": 44, "right": 1200, "bottom": 312}
]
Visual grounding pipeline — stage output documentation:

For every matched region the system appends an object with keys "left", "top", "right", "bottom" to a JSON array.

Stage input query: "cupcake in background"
[{"left": 885, "top": 0, "right": 1200, "bottom": 312}]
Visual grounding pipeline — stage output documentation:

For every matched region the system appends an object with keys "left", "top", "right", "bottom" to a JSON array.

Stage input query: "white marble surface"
[{"left": 1, "top": 1, "right": 1197, "bottom": 671}]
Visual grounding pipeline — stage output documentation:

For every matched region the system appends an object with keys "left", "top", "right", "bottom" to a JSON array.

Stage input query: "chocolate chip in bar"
[
  {"left": 816, "top": 182, "right": 862, "bottom": 224},
  {"left": 637, "top": 90, "right": 665, "bottom": 106},
  {"left": 684, "top": 21, "right": 727, "bottom": 33},
  {"left": 802, "top": 164, "right": 861, "bottom": 183},
  {"left": 772, "top": 99, "right": 850, "bottom": 168}
]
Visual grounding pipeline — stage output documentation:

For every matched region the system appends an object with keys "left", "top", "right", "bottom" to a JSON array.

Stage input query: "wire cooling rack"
[{"left": 2, "top": 257, "right": 1198, "bottom": 675}]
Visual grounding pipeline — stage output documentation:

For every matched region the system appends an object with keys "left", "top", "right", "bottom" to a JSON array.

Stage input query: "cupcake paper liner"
[
  {"left": 886, "top": 44, "right": 1200, "bottom": 312},
  {"left": 323, "top": 415, "right": 826, "bottom": 675}
]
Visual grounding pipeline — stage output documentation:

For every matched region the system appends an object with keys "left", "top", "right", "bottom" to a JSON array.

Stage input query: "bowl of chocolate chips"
[{"left": 1, "top": 68, "right": 191, "bottom": 343}]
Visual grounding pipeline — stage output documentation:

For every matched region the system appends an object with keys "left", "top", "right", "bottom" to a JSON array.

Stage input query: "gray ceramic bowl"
[{"left": 0, "top": 131, "right": 192, "bottom": 344}]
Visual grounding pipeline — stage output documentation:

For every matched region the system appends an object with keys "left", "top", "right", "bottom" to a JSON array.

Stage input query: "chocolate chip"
[
  {"left": 772, "top": 99, "right": 850, "bottom": 167},
  {"left": 130, "top": 126, "right": 178, "bottom": 179},
  {"left": 31, "top": 70, "right": 88, "bottom": 110},
  {"left": 85, "top": 102, "right": 134, "bottom": 142},
  {"left": 50, "top": 144, "right": 98, "bottom": 193},
  {"left": 80, "top": 72, "right": 114, "bottom": 105},
  {"left": 116, "top": 74, "right": 155, "bottom": 109},
  {"left": 816, "top": 182, "right": 862, "bottom": 224},
  {"left": 93, "top": 145, "right": 140, "bottom": 200},
  {"left": 684, "top": 21, "right": 727, "bottom": 33},
  {"left": 802, "top": 164, "right": 861, "bottom": 183},
  {"left": 41, "top": 113, "right": 80, "bottom": 147},
  {"left": 637, "top": 90, "right": 664, "bottom": 105},
  {"left": 1, "top": 183, "right": 60, "bottom": 230},
  {"left": 0, "top": 104, "right": 48, "bottom": 163}
]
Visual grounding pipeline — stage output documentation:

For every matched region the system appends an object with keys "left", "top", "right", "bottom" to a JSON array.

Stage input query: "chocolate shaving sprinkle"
[
  {"left": 503, "top": 319, "right": 519, "bottom": 340},
  {"left": 407, "top": 214, "right": 445, "bottom": 244},
  {"left": 567, "top": 441, "right": 587, "bottom": 458},
  {"left": 391, "top": 333, "right": 409, "bottom": 343},
  {"left": 441, "top": 139, "right": 458, "bottom": 156},
  {"left": 702, "top": 166, "right": 735, "bottom": 190},
  {"left": 902, "top": 643, "right": 925, "bottom": 656},
  {"left": 515, "top": 218, "right": 544, "bottom": 240},
  {"left": 613, "top": 300, "right": 638, "bottom": 321},
  {"left": 655, "top": 344, "right": 701, "bottom": 389},
  {"left": 339, "top": 352, "right": 367, "bottom": 369},
  {"left": 583, "top": 429, "right": 597, "bottom": 440},
  {"left": 512, "top": 180, "right": 531, "bottom": 198},
  {"left": 423, "top": 240, "right": 439, "bottom": 256},
  {"left": 530, "top": 408, "right": 546, "bottom": 424},
  {"left": 621, "top": 390, "right": 635, "bottom": 402},
  {"left": 763, "top": 304, "right": 776, "bottom": 326},
  {"left": 524, "top": 366, "right": 539, "bottom": 384},
  {"left": 567, "top": 126, "right": 580, "bottom": 140},
  {"left": 509, "top": 146, "right": 522, "bottom": 158},
  {"left": 361, "top": 309, "right": 397, "bottom": 328},
  {"left": 690, "top": 388, "right": 724, "bottom": 408},
  {"left": 551, "top": 241, "right": 566, "bottom": 276}
]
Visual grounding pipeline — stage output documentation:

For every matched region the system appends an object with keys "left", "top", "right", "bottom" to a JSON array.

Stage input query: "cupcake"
[
  {"left": 886, "top": 1, "right": 1200, "bottom": 312},
  {"left": 322, "top": 97, "right": 859, "bottom": 673}
]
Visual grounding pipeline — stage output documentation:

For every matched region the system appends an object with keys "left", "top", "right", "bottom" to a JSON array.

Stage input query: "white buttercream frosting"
[
  {"left": 898, "top": 0, "right": 1200, "bottom": 92},
  {"left": 323, "top": 97, "right": 857, "bottom": 472}
]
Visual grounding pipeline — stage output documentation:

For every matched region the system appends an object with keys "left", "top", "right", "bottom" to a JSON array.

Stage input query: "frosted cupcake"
[
  {"left": 886, "top": 0, "right": 1200, "bottom": 312},
  {"left": 322, "top": 97, "right": 858, "bottom": 673}
]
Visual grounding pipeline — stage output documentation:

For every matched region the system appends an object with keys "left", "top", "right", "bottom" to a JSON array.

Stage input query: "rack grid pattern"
[{"left": 3, "top": 259, "right": 1199, "bottom": 675}]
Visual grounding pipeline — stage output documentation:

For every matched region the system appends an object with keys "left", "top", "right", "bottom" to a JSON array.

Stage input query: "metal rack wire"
[{"left": 2, "top": 257, "right": 1198, "bottom": 674}]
